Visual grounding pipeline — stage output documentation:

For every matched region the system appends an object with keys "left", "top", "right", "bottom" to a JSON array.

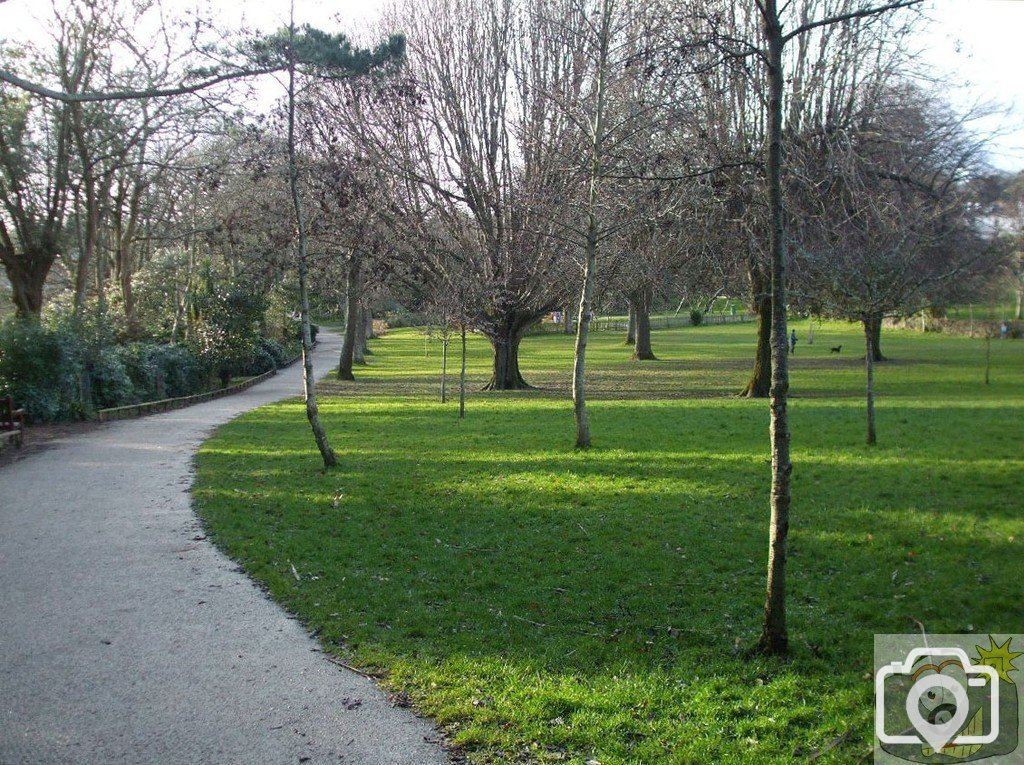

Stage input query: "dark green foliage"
[
  {"left": 154, "top": 344, "right": 208, "bottom": 398},
  {"left": 116, "top": 342, "right": 210, "bottom": 401},
  {"left": 690, "top": 308, "right": 704, "bottom": 326},
  {"left": 0, "top": 317, "right": 67, "bottom": 421},
  {"left": 243, "top": 342, "right": 278, "bottom": 377},
  {"left": 0, "top": 309, "right": 289, "bottom": 420},
  {"left": 258, "top": 337, "right": 291, "bottom": 369},
  {"left": 89, "top": 346, "right": 134, "bottom": 409},
  {"left": 247, "top": 26, "right": 405, "bottom": 76},
  {"left": 187, "top": 273, "right": 268, "bottom": 383}
]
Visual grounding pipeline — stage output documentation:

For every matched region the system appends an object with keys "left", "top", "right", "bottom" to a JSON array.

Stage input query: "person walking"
[{"left": 789, "top": 329, "right": 797, "bottom": 354}]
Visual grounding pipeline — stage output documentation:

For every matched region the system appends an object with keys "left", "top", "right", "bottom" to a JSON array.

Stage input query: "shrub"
[
  {"left": 89, "top": 347, "right": 134, "bottom": 409},
  {"left": 243, "top": 344, "right": 277, "bottom": 376},
  {"left": 152, "top": 344, "right": 208, "bottom": 398},
  {"left": 383, "top": 310, "right": 428, "bottom": 328},
  {"left": 112, "top": 342, "right": 209, "bottom": 401},
  {"left": 690, "top": 308, "right": 705, "bottom": 327},
  {"left": 116, "top": 343, "right": 160, "bottom": 402},
  {"left": 260, "top": 337, "right": 290, "bottom": 368},
  {"left": 0, "top": 318, "right": 61, "bottom": 421}
]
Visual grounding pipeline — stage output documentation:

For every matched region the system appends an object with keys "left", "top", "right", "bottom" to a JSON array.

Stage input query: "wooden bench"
[{"left": 1, "top": 395, "right": 25, "bottom": 448}]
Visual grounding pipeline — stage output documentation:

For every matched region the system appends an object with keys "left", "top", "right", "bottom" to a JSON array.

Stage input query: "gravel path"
[{"left": 0, "top": 332, "right": 450, "bottom": 765}]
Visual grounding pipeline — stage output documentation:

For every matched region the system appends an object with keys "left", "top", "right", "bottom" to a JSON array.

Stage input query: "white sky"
[{"left": 2, "top": 0, "right": 1023, "bottom": 170}]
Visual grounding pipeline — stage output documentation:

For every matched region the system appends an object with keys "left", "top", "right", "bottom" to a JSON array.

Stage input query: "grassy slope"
[{"left": 194, "top": 321, "right": 1024, "bottom": 764}]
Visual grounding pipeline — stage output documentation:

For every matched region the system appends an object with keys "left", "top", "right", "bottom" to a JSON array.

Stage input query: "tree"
[
  {"left": 980, "top": 171, "right": 1024, "bottom": 320},
  {"left": 568, "top": 0, "right": 611, "bottom": 446},
  {"left": 0, "top": 63, "right": 73, "bottom": 316},
  {"left": 344, "top": 0, "right": 579, "bottom": 390},
  {"left": 745, "top": 0, "right": 923, "bottom": 655},
  {"left": 678, "top": 0, "right": 918, "bottom": 398},
  {"left": 0, "top": 0, "right": 229, "bottom": 320},
  {"left": 797, "top": 84, "right": 995, "bottom": 444},
  {"left": 250, "top": 20, "right": 405, "bottom": 469}
]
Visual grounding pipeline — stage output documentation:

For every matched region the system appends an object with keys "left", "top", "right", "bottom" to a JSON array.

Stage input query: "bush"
[
  {"left": 114, "top": 343, "right": 209, "bottom": 401},
  {"left": 690, "top": 308, "right": 705, "bottom": 327},
  {"left": 153, "top": 344, "right": 208, "bottom": 398},
  {"left": 90, "top": 347, "right": 134, "bottom": 409},
  {"left": 260, "top": 337, "right": 290, "bottom": 368},
  {"left": 2, "top": 309, "right": 290, "bottom": 420},
  {"left": 116, "top": 343, "right": 160, "bottom": 402},
  {"left": 383, "top": 310, "right": 428, "bottom": 328},
  {"left": 243, "top": 345, "right": 277, "bottom": 376},
  {"left": 0, "top": 318, "right": 64, "bottom": 422}
]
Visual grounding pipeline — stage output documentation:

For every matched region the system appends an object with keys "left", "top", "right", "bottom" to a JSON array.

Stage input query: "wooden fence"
[{"left": 528, "top": 312, "right": 753, "bottom": 335}]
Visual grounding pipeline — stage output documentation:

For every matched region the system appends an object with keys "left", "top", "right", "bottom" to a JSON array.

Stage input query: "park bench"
[{"left": 1, "top": 395, "right": 25, "bottom": 448}]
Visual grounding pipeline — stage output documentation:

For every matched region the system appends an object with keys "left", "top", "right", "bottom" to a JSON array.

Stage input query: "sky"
[{"left": 2, "top": 0, "right": 1023, "bottom": 170}]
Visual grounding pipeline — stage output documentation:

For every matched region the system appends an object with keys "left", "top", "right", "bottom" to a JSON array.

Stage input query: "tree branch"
[
  {"left": 0, "top": 65, "right": 278, "bottom": 103},
  {"left": 783, "top": 0, "right": 924, "bottom": 44}
]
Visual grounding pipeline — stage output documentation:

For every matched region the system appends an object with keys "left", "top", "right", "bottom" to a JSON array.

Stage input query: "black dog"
[{"left": 830, "top": 345, "right": 842, "bottom": 353}]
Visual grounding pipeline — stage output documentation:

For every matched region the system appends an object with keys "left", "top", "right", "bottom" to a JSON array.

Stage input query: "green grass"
[{"left": 193, "top": 321, "right": 1024, "bottom": 764}]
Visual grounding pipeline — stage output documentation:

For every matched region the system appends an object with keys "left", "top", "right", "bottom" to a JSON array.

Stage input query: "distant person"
[
  {"left": 789, "top": 329, "right": 797, "bottom": 354},
  {"left": 1001, "top": 322, "right": 1009, "bottom": 340}
]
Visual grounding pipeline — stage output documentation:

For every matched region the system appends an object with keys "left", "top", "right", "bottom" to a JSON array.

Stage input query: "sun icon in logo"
[{"left": 975, "top": 636, "right": 1022, "bottom": 684}]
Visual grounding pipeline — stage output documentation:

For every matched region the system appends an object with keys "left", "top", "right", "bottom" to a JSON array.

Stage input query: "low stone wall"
[
  {"left": 97, "top": 369, "right": 277, "bottom": 422},
  {"left": 97, "top": 351, "right": 304, "bottom": 423}
]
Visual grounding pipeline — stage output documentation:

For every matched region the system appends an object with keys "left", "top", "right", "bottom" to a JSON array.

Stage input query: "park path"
[{"left": 0, "top": 332, "right": 450, "bottom": 765}]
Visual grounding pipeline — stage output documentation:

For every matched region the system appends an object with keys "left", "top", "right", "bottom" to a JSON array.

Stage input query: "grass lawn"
[{"left": 193, "top": 321, "right": 1024, "bottom": 764}]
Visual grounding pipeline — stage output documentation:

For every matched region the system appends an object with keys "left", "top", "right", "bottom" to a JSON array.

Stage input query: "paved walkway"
[{"left": 0, "top": 332, "right": 450, "bottom": 765}]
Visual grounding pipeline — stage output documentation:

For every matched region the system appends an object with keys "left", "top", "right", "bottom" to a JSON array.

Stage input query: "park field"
[{"left": 193, "top": 321, "right": 1024, "bottom": 764}]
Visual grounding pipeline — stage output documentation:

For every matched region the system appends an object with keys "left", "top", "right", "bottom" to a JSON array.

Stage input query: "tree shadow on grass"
[{"left": 194, "top": 396, "right": 1024, "bottom": 763}]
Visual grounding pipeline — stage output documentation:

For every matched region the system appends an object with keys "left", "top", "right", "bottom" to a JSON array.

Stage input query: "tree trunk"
[
  {"left": 74, "top": 181, "right": 100, "bottom": 314},
  {"left": 863, "top": 313, "right": 886, "bottom": 362},
  {"left": 758, "top": 6, "right": 791, "bottom": 657},
  {"left": 1016, "top": 285, "right": 1022, "bottom": 321},
  {"left": 354, "top": 303, "right": 367, "bottom": 365},
  {"left": 985, "top": 334, "right": 991, "bottom": 385},
  {"left": 632, "top": 288, "right": 657, "bottom": 360},
  {"left": 742, "top": 268, "right": 772, "bottom": 398},
  {"left": 116, "top": 171, "right": 146, "bottom": 339},
  {"left": 459, "top": 325, "right": 467, "bottom": 418},
  {"left": 1, "top": 250, "right": 50, "bottom": 317},
  {"left": 120, "top": 263, "right": 138, "bottom": 337},
  {"left": 338, "top": 257, "right": 359, "bottom": 381},
  {"left": 287, "top": 34, "right": 336, "bottom": 470},
  {"left": 562, "top": 305, "right": 572, "bottom": 334},
  {"left": 483, "top": 324, "right": 531, "bottom": 390},
  {"left": 625, "top": 302, "right": 636, "bottom": 345},
  {"left": 573, "top": 0, "right": 610, "bottom": 450},
  {"left": 441, "top": 332, "right": 449, "bottom": 403},
  {"left": 573, "top": 282, "right": 594, "bottom": 448},
  {"left": 865, "top": 323, "right": 877, "bottom": 445},
  {"left": 365, "top": 310, "right": 376, "bottom": 343}
]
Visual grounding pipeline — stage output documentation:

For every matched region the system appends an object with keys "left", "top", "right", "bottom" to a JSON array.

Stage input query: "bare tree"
[
  {"left": 797, "top": 84, "right": 996, "bottom": 444},
  {"left": 738, "top": 0, "right": 924, "bottom": 655},
  {"left": 338, "top": 0, "right": 582, "bottom": 390}
]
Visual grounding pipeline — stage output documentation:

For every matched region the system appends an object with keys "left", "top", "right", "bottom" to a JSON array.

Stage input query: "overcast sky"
[{"left": 3, "top": 0, "right": 1023, "bottom": 170}]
